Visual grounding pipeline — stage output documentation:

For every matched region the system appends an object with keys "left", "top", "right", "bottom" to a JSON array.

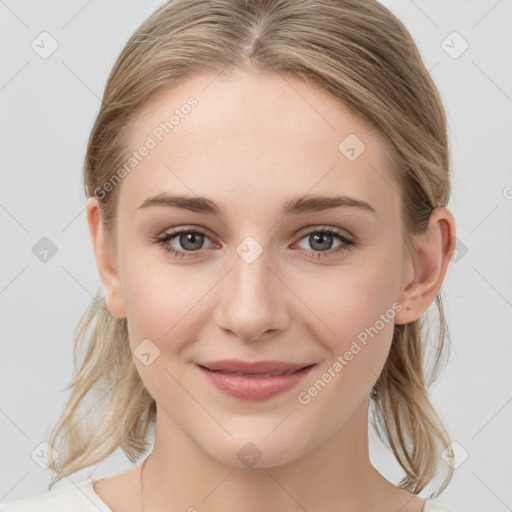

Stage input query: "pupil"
[
  {"left": 311, "top": 233, "right": 332, "bottom": 251},
  {"left": 181, "top": 232, "right": 203, "bottom": 250}
]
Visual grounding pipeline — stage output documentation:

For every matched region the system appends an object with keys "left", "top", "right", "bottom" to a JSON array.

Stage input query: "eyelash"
[{"left": 153, "top": 226, "right": 357, "bottom": 260}]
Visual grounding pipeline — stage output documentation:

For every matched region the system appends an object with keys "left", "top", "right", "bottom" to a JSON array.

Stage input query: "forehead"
[{"left": 119, "top": 69, "right": 400, "bottom": 216}]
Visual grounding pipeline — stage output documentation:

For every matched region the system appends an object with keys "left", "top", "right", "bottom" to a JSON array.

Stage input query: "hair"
[{"left": 47, "top": 0, "right": 455, "bottom": 497}]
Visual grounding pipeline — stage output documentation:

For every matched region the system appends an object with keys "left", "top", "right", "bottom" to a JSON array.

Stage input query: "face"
[{"left": 90, "top": 68, "right": 418, "bottom": 468}]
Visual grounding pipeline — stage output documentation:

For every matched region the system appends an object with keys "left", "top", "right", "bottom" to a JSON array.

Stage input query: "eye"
[
  {"left": 153, "top": 226, "right": 358, "bottom": 259},
  {"left": 293, "top": 227, "right": 357, "bottom": 259},
  {"left": 153, "top": 227, "right": 215, "bottom": 259}
]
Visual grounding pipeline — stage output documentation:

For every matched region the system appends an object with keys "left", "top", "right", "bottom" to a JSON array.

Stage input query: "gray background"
[{"left": 1, "top": 1, "right": 511, "bottom": 511}]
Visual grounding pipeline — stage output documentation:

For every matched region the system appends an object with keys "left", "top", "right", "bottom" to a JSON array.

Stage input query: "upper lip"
[{"left": 198, "top": 359, "right": 314, "bottom": 374}]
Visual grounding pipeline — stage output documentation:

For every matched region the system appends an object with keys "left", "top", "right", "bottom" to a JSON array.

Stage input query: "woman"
[{"left": 1, "top": 0, "right": 461, "bottom": 510}]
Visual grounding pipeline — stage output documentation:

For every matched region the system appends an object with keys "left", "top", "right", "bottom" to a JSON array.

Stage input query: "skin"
[{"left": 86, "top": 68, "right": 455, "bottom": 512}]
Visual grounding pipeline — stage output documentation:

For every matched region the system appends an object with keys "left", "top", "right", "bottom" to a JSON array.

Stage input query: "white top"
[{"left": 0, "top": 480, "right": 459, "bottom": 511}]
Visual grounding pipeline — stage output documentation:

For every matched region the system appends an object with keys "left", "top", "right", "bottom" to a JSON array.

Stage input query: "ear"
[
  {"left": 86, "top": 197, "right": 127, "bottom": 319},
  {"left": 394, "top": 206, "right": 456, "bottom": 325}
]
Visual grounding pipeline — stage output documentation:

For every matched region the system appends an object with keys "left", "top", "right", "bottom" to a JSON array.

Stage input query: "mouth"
[
  {"left": 196, "top": 360, "right": 316, "bottom": 401},
  {"left": 198, "top": 359, "right": 314, "bottom": 374},
  {"left": 205, "top": 368, "right": 305, "bottom": 377}
]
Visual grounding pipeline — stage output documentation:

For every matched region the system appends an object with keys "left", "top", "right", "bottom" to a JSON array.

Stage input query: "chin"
[{"left": 202, "top": 430, "right": 312, "bottom": 470}]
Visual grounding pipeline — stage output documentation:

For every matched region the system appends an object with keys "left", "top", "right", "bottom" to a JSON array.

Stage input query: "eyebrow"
[{"left": 137, "top": 193, "right": 377, "bottom": 216}]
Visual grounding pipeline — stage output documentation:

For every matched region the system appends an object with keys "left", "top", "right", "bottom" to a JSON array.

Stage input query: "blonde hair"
[{"left": 47, "top": 0, "right": 455, "bottom": 496}]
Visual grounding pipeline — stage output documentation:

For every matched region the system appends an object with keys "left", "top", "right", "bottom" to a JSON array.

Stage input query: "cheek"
[
  {"left": 307, "top": 261, "right": 400, "bottom": 339},
  {"left": 299, "top": 253, "right": 402, "bottom": 385},
  {"left": 118, "top": 250, "right": 219, "bottom": 381},
  {"left": 119, "top": 262, "right": 206, "bottom": 402},
  {"left": 118, "top": 235, "right": 202, "bottom": 330}
]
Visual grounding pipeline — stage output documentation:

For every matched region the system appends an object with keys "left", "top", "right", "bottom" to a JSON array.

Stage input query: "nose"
[{"left": 213, "top": 240, "right": 290, "bottom": 343}]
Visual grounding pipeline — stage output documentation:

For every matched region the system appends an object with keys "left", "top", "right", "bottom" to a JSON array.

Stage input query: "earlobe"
[
  {"left": 85, "top": 197, "right": 127, "bottom": 319},
  {"left": 394, "top": 207, "right": 456, "bottom": 326}
]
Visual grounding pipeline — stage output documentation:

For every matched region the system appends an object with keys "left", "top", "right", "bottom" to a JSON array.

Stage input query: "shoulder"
[
  {"left": 0, "top": 481, "right": 112, "bottom": 512},
  {"left": 423, "top": 498, "right": 461, "bottom": 512}
]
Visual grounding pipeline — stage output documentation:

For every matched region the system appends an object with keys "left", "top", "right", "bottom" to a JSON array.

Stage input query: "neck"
[{"left": 140, "top": 399, "right": 411, "bottom": 512}]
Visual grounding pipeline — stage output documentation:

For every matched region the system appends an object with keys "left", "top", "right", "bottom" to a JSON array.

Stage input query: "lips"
[
  {"left": 196, "top": 360, "right": 316, "bottom": 401},
  {"left": 198, "top": 359, "right": 312, "bottom": 375},
  {"left": 212, "top": 369, "right": 300, "bottom": 377}
]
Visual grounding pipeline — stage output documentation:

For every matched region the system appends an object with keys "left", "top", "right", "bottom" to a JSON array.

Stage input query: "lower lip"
[{"left": 197, "top": 364, "right": 315, "bottom": 401}]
